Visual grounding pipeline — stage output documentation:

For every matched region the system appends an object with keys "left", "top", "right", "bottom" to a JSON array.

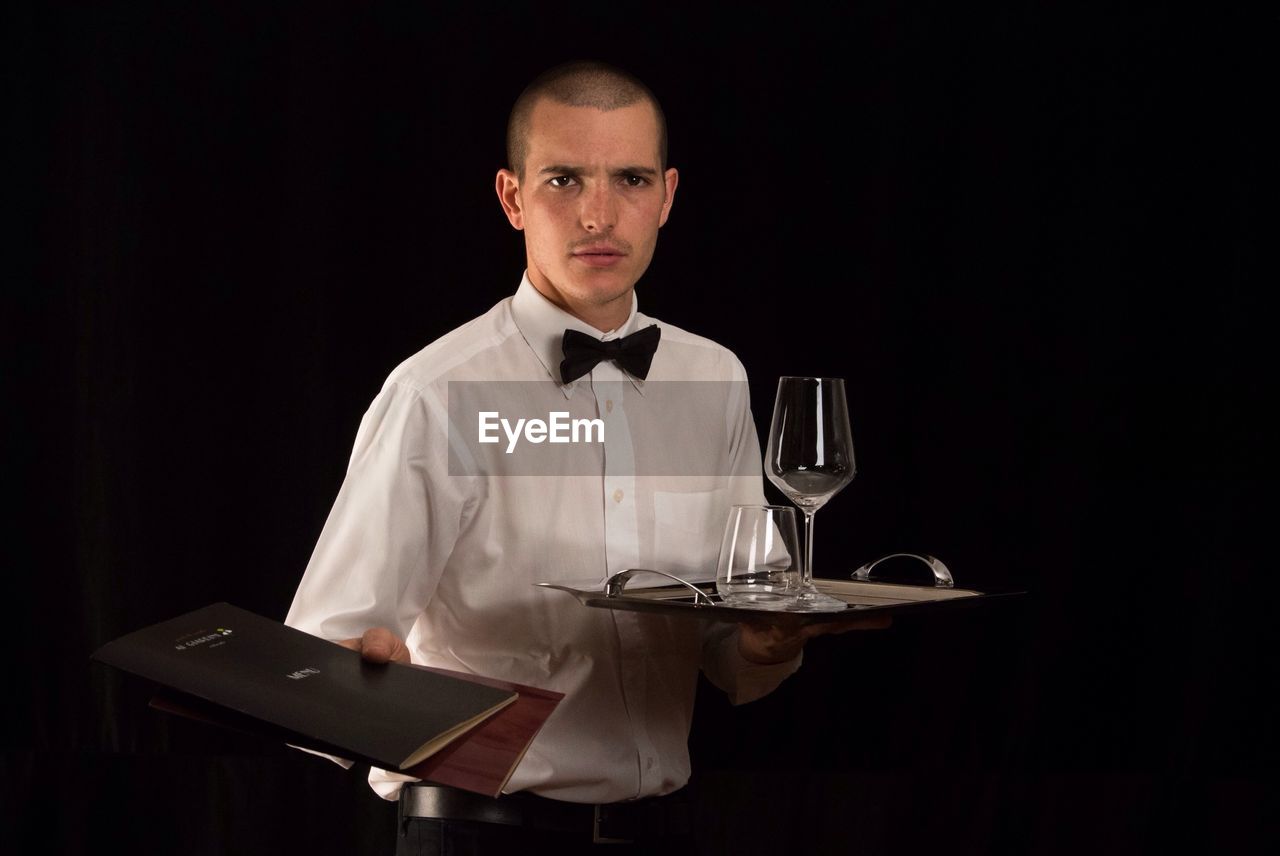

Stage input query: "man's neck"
[
  {"left": 566, "top": 301, "right": 631, "bottom": 335},
  {"left": 529, "top": 281, "right": 632, "bottom": 334}
]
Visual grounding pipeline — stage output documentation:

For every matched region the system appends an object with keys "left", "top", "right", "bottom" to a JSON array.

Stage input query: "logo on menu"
[{"left": 173, "top": 627, "right": 234, "bottom": 651}]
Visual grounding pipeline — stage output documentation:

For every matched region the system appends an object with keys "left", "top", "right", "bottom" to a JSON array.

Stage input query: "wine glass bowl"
[{"left": 765, "top": 377, "right": 855, "bottom": 611}]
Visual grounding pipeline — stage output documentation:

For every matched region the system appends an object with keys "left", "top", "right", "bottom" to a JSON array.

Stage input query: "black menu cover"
[{"left": 91, "top": 602, "right": 517, "bottom": 770}]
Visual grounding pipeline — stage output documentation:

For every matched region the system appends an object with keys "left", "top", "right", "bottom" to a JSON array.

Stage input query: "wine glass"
[{"left": 765, "top": 377, "right": 856, "bottom": 611}]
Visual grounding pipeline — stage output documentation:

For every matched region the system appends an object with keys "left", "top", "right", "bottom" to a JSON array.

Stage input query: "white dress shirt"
[{"left": 285, "top": 272, "right": 801, "bottom": 803}]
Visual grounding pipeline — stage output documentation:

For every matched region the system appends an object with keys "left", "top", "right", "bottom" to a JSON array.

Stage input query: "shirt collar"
[{"left": 510, "top": 270, "right": 649, "bottom": 398}]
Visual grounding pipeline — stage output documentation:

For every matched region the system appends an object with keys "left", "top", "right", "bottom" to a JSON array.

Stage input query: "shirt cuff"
[
  {"left": 704, "top": 625, "right": 803, "bottom": 706},
  {"left": 287, "top": 743, "right": 355, "bottom": 770},
  {"left": 369, "top": 767, "right": 423, "bottom": 801}
]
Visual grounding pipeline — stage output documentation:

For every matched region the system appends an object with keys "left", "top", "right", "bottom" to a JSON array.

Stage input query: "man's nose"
[{"left": 579, "top": 183, "right": 617, "bottom": 233}]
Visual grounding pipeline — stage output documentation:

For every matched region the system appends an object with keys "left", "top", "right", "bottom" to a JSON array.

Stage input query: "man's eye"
[
  {"left": 621, "top": 175, "right": 647, "bottom": 187},
  {"left": 549, "top": 176, "right": 576, "bottom": 188}
]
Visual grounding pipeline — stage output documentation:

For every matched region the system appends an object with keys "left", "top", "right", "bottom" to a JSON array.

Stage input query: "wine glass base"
[{"left": 786, "top": 586, "right": 848, "bottom": 613}]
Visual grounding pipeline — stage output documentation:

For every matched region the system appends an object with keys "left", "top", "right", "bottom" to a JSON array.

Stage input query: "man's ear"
[
  {"left": 496, "top": 169, "right": 524, "bottom": 230},
  {"left": 658, "top": 167, "right": 679, "bottom": 228}
]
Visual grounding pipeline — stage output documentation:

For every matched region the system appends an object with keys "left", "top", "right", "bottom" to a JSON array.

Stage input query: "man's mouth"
[{"left": 572, "top": 245, "right": 626, "bottom": 267}]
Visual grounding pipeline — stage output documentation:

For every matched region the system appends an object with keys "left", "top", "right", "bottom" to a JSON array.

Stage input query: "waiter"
[{"left": 286, "top": 59, "right": 886, "bottom": 855}]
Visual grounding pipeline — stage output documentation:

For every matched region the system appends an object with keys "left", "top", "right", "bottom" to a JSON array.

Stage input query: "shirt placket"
[{"left": 590, "top": 361, "right": 659, "bottom": 796}]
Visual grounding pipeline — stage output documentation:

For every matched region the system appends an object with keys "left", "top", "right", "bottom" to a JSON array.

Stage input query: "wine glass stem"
[{"left": 802, "top": 510, "right": 816, "bottom": 587}]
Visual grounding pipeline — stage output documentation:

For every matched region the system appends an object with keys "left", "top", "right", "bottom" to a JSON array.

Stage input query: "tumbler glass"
[{"left": 715, "top": 505, "right": 800, "bottom": 609}]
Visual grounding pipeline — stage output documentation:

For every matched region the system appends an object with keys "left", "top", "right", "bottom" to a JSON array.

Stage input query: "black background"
[{"left": 5, "top": 2, "right": 1273, "bottom": 854}]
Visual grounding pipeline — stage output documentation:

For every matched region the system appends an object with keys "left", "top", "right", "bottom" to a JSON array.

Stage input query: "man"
[{"left": 286, "top": 60, "right": 884, "bottom": 854}]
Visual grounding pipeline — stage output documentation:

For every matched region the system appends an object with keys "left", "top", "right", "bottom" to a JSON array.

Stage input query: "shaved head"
[{"left": 506, "top": 60, "right": 667, "bottom": 179}]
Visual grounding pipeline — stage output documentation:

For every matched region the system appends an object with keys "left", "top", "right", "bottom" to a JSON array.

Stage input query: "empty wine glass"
[{"left": 765, "top": 377, "right": 855, "bottom": 612}]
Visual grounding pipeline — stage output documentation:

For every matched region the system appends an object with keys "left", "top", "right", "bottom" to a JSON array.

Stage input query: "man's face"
[{"left": 497, "top": 98, "right": 678, "bottom": 330}]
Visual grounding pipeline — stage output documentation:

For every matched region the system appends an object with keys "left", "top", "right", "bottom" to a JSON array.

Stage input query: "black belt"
[{"left": 399, "top": 783, "right": 693, "bottom": 845}]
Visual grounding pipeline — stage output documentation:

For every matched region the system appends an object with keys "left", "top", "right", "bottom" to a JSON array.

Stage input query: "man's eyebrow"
[{"left": 536, "top": 164, "right": 660, "bottom": 178}]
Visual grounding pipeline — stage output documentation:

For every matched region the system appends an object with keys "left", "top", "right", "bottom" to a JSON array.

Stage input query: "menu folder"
[
  {"left": 91, "top": 602, "right": 561, "bottom": 795},
  {"left": 146, "top": 667, "right": 563, "bottom": 798}
]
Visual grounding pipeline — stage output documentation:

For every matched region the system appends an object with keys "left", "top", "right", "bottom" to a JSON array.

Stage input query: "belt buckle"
[{"left": 592, "top": 804, "right": 633, "bottom": 845}]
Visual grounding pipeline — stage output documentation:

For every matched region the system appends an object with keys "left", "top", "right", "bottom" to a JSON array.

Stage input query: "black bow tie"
[{"left": 559, "top": 325, "right": 661, "bottom": 384}]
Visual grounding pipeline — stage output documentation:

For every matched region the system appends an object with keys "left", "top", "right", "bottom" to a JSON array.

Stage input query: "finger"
[
  {"left": 361, "top": 627, "right": 410, "bottom": 664},
  {"left": 855, "top": 613, "right": 893, "bottom": 631},
  {"left": 337, "top": 637, "right": 362, "bottom": 652},
  {"left": 386, "top": 636, "right": 411, "bottom": 663},
  {"left": 361, "top": 628, "right": 393, "bottom": 663},
  {"left": 802, "top": 613, "right": 893, "bottom": 639},
  {"left": 738, "top": 615, "right": 804, "bottom": 635}
]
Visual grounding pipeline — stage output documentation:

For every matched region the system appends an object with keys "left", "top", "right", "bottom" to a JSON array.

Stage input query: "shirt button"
[
  {"left": 645, "top": 757, "right": 655, "bottom": 770},
  {"left": 613, "top": 489, "right": 624, "bottom": 503},
  {"left": 605, "top": 399, "right": 614, "bottom": 413}
]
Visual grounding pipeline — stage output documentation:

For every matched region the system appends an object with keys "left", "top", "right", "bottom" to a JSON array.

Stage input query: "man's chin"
[
  {"left": 529, "top": 263, "right": 640, "bottom": 317},
  {"left": 568, "top": 273, "right": 636, "bottom": 306},
  {"left": 582, "top": 287, "right": 635, "bottom": 312}
]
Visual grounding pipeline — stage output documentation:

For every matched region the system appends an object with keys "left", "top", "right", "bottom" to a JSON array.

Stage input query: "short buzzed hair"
[{"left": 506, "top": 60, "right": 668, "bottom": 180}]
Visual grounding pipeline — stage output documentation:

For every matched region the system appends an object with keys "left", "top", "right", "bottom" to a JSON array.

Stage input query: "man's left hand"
[{"left": 737, "top": 612, "right": 892, "bottom": 664}]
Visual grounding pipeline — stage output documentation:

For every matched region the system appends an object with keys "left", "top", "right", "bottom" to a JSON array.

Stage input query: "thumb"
[{"left": 360, "top": 627, "right": 410, "bottom": 664}]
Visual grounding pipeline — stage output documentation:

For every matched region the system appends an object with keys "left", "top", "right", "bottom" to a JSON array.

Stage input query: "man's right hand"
[{"left": 338, "top": 627, "right": 411, "bottom": 664}]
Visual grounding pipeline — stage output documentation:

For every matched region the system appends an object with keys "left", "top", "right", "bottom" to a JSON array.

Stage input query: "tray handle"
[
  {"left": 851, "top": 553, "right": 954, "bottom": 588},
  {"left": 604, "top": 569, "right": 716, "bottom": 606}
]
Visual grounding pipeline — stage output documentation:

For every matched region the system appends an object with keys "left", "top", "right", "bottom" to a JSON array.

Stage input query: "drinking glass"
[
  {"left": 715, "top": 505, "right": 800, "bottom": 609},
  {"left": 765, "top": 377, "right": 855, "bottom": 611}
]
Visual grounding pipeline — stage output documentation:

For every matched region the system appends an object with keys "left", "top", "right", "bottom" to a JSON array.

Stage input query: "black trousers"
[{"left": 394, "top": 789, "right": 696, "bottom": 856}]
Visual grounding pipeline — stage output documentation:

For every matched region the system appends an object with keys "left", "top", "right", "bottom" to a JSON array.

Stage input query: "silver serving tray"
[{"left": 535, "top": 566, "right": 1022, "bottom": 626}]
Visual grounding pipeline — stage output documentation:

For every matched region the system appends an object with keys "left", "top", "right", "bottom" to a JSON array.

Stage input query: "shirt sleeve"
[
  {"left": 285, "top": 379, "right": 470, "bottom": 649},
  {"left": 699, "top": 354, "right": 803, "bottom": 704},
  {"left": 700, "top": 623, "right": 803, "bottom": 705},
  {"left": 284, "top": 381, "right": 468, "bottom": 775}
]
